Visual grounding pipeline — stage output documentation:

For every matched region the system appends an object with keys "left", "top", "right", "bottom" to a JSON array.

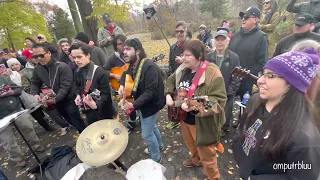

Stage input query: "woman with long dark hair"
[{"left": 232, "top": 49, "right": 320, "bottom": 179}]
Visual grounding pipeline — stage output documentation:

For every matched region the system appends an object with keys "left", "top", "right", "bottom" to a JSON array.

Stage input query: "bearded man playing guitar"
[
  {"left": 166, "top": 40, "right": 227, "bottom": 180},
  {"left": 30, "top": 43, "right": 87, "bottom": 133},
  {"left": 119, "top": 38, "right": 165, "bottom": 163},
  {"left": 103, "top": 35, "right": 137, "bottom": 131},
  {"left": 72, "top": 42, "right": 114, "bottom": 124}
]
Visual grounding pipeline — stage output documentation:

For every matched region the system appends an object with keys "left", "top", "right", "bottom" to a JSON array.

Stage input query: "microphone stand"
[{"left": 152, "top": 16, "right": 171, "bottom": 48}]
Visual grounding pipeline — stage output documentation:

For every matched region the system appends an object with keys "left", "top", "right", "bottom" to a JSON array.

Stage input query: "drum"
[{"left": 0, "top": 110, "right": 29, "bottom": 129}]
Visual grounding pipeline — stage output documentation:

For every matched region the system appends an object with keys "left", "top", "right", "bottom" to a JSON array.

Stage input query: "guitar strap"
[
  {"left": 84, "top": 65, "right": 98, "bottom": 95},
  {"left": 186, "top": 61, "right": 210, "bottom": 98},
  {"left": 132, "top": 58, "right": 147, "bottom": 93}
]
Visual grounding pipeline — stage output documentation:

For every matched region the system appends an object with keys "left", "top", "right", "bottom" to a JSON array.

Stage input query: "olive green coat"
[
  {"left": 166, "top": 63, "right": 227, "bottom": 146},
  {"left": 260, "top": 11, "right": 281, "bottom": 33},
  {"left": 97, "top": 26, "right": 126, "bottom": 58}
]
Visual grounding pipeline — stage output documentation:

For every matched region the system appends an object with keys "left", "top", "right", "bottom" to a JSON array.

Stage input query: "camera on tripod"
[{"left": 143, "top": 6, "right": 156, "bottom": 20}]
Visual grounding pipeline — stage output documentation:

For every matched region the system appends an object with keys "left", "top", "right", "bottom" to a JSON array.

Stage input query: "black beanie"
[{"left": 75, "top": 32, "right": 90, "bottom": 44}]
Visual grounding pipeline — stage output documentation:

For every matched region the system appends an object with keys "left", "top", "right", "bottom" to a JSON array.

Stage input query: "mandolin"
[{"left": 110, "top": 54, "right": 165, "bottom": 91}]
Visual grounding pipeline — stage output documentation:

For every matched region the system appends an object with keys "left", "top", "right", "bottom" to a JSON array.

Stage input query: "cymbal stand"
[{"left": 12, "top": 121, "right": 43, "bottom": 180}]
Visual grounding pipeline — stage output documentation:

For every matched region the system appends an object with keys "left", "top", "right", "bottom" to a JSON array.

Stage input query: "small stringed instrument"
[
  {"left": 231, "top": 66, "right": 259, "bottom": 81},
  {"left": 0, "top": 84, "right": 12, "bottom": 95},
  {"left": 78, "top": 89, "right": 101, "bottom": 113},
  {"left": 168, "top": 95, "right": 212, "bottom": 122},
  {"left": 41, "top": 88, "right": 56, "bottom": 110},
  {"left": 110, "top": 54, "right": 165, "bottom": 91}
]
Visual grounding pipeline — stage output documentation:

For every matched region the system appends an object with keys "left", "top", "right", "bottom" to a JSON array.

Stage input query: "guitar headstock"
[
  {"left": 152, "top": 54, "right": 165, "bottom": 62},
  {"left": 90, "top": 89, "right": 101, "bottom": 100},
  {"left": 186, "top": 96, "right": 212, "bottom": 111},
  {"left": 231, "top": 66, "right": 259, "bottom": 81}
]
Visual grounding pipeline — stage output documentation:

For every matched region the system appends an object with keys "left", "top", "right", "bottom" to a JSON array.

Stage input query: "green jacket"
[
  {"left": 260, "top": 11, "right": 281, "bottom": 33},
  {"left": 166, "top": 63, "right": 227, "bottom": 146},
  {"left": 97, "top": 26, "right": 126, "bottom": 58},
  {"left": 20, "top": 63, "right": 34, "bottom": 93}
]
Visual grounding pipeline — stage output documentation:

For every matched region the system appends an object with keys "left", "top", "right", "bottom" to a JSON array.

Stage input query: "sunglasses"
[
  {"left": 32, "top": 53, "right": 47, "bottom": 59},
  {"left": 175, "top": 30, "right": 185, "bottom": 34},
  {"left": 264, "top": 2, "right": 270, "bottom": 4},
  {"left": 242, "top": 15, "right": 256, "bottom": 20}
]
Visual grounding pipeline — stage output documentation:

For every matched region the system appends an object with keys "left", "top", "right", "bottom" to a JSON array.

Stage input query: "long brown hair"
[{"left": 238, "top": 88, "right": 319, "bottom": 160}]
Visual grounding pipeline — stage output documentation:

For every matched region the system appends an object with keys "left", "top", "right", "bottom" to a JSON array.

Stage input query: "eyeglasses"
[
  {"left": 32, "top": 53, "right": 47, "bottom": 59},
  {"left": 264, "top": 2, "right": 270, "bottom": 4},
  {"left": 258, "top": 72, "right": 282, "bottom": 79},
  {"left": 175, "top": 30, "right": 185, "bottom": 34}
]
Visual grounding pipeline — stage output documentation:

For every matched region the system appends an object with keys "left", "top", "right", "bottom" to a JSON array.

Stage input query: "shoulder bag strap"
[
  {"left": 186, "top": 61, "right": 209, "bottom": 98},
  {"left": 84, "top": 65, "right": 98, "bottom": 95}
]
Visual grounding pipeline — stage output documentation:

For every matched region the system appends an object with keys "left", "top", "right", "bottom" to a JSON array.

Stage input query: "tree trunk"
[
  {"left": 75, "top": 0, "right": 98, "bottom": 44},
  {"left": 5, "top": 28, "right": 15, "bottom": 52},
  {"left": 67, "top": 0, "right": 84, "bottom": 33}
]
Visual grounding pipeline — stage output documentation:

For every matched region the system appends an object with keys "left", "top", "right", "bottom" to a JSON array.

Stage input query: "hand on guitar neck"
[{"left": 75, "top": 89, "right": 101, "bottom": 112}]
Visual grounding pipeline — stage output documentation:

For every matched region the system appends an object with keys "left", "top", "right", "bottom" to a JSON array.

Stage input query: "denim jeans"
[
  {"left": 137, "top": 111, "right": 163, "bottom": 161},
  {"left": 0, "top": 169, "right": 8, "bottom": 180}
]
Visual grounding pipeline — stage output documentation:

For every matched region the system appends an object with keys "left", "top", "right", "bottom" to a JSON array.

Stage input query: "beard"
[{"left": 127, "top": 54, "right": 137, "bottom": 64}]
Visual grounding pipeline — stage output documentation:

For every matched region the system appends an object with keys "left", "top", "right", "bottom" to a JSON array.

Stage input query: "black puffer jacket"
[
  {"left": 120, "top": 59, "right": 165, "bottom": 118},
  {"left": 30, "top": 58, "right": 76, "bottom": 103}
]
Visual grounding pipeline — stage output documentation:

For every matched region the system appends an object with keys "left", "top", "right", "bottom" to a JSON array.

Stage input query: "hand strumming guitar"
[
  {"left": 181, "top": 102, "right": 192, "bottom": 112},
  {"left": 74, "top": 95, "right": 82, "bottom": 106},
  {"left": 118, "top": 85, "right": 124, "bottom": 97}
]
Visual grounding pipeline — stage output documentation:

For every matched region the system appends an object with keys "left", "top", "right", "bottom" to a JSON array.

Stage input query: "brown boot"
[{"left": 183, "top": 159, "right": 201, "bottom": 168}]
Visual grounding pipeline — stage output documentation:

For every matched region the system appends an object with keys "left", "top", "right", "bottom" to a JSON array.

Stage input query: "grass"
[{"left": 140, "top": 34, "right": 176, "bottom": 67}]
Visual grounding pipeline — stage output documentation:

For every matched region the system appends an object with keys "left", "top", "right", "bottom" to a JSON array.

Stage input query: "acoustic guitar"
[
  {"left": 41, "top": 88, "right": 56, "bottom": 110},
  {"left": 78, "top": 89, "right": 101, "bottom": 113},
  {"left": 110, "top": 54, "right": 165, "bottom": 91},
  {"left": 168, "top": 95, "right": 212, "bottom": 122}
]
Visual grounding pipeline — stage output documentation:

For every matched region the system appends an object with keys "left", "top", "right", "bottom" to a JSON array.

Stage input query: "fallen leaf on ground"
[
  {"left": 173, "top": 150, "right": 178, "bottom": 154},
  {"left": 168, "top": 158, "right": 172, "bottom": 162},
  {"left": 227, "top": 170, "right": 233, "bottom": 175},
  {"left": 229, "top": 167, "right": 234, "bottom": 170},
  {"left": 228, "top": 149, "right": 233, "bottom": 154},
  {"left": 2, "top": 162, "right": 8, "bottom": 166},
  {"left": 191, "top": 178, "right": 198, "bottom": 180},
  {"left": 236, "top": 164, "right": 239, "bottom": 168}
]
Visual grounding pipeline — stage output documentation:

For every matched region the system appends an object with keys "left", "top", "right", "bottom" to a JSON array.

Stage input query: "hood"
[{"left": 25, "top": 62, "right": 35, "bottom": 69}]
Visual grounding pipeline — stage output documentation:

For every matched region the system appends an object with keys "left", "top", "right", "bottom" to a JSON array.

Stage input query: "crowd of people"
[{"left": 0, "top": 0, "right": 320, "bottom": 179}]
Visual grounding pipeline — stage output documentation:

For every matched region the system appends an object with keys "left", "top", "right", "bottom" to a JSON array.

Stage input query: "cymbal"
[{"left": 76, "top": 120, "right": 128, "bottom": 167}]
